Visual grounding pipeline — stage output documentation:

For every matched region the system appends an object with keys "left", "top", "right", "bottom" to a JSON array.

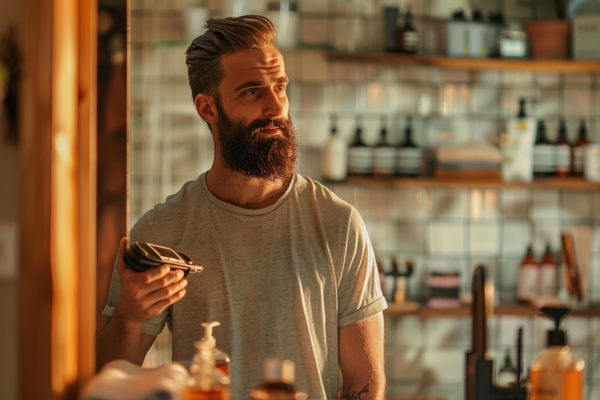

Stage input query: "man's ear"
[{"left": 195, "top": 93, "right": 218, "bottom": 126}]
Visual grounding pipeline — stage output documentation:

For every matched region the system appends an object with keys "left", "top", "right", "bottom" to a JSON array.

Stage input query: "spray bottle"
[
  {"left": 529, "top": 306, "right": 584, "bottom": 400},
  {"left": 183, "top": 321, "right": 231, "bottom": 400}
]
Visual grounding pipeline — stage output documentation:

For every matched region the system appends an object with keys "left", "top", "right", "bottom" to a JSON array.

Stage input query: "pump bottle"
[
  {"left": 530, "top": 306, "right": 584, "bottom": 400},
  {"left": 183, "top": 321, "right": 231, "bottom": 400}
]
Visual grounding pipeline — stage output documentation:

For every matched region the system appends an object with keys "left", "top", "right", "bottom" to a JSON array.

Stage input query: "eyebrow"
[{"left": 234, "top": 75, "right": 289, "bottom": 93}]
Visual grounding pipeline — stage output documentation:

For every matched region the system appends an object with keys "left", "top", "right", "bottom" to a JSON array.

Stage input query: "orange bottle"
[
  {"left": 530, "top": 307, "right": 584, "bottom": 400},
  {"left": 517, "top": 245, "right": 538, "bottom": 304}
]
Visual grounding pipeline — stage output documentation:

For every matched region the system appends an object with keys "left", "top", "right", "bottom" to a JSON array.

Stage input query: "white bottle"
[
  {"left": 322, "top": 116, "right": 348, "bottom": 181},
  {"left": 502, "top": 98, "right": 537, "bottom": 182}
]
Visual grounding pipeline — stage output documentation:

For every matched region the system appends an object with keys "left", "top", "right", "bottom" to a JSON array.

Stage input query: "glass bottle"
[
  {"left": 396, "top": 117, "right": 422, "bottom": 177},
  {"left": 497, "top": 348, "right": 517, "bottom": 387},
  {"left": 517, "top": 245, "right": 538, "bottom": 304},
  {"left": 533, "top": 120, "right": 555, "bottom": 177},
  {"left": 397, "top": 6, "right": 418, "bottom": 54},
  {"left": 249, "top": 359, "right": 308, "bottom": 400},
  {"left": 573, "top": 119, "right": 589, "bottom": 177},
  {"left": 348, "top": 116, "right": 373, "bottom": 175},
  {"left": 372, "top": 117, "right": 396, "bottom": 175},
  {"left": 555, "top": 117, "right": 572, "bottom": 177},
  {"left": 539, "top": 243, "right": 558, "bottom": 298}
]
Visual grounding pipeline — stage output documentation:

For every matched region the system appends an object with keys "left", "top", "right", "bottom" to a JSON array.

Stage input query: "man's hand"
[
  {"left": 338, "top": 313, "right": 385, "bottom": 400},
  {"left": 96, "top": 237, "right": 188, "bottom": 370},
  {"left": 114, "top": 237, "right": 188, "bottom": 326}
]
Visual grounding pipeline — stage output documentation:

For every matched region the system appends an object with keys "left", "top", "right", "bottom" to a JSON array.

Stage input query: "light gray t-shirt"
[{"left": 103, "top": 172, "right": 386, "bottom": 400}]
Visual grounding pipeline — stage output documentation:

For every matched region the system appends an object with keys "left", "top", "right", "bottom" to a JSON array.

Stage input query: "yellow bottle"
[{"left": 530, "top": 306, "right": 584, "bottom": 400}]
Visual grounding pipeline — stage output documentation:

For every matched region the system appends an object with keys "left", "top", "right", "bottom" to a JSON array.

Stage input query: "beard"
[{"left": 214, "top": 96, "right": 298, "bottom": 182}]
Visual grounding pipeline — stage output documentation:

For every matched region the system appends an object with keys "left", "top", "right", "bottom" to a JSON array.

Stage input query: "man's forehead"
[{"left": 220, "top": 47, "right": 285, "bottom": 87}]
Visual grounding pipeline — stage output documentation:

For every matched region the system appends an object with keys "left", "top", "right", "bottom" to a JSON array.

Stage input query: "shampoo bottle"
[
  {"left": 322, "top": 115, "right": 348, "bottom": 181},
  {"left": 502, "top": 98, "right": 537, "bottom": 182},
  {"left": 517, "top": 245, "right": 538, "bottom": 304},
  {"left": 530, "top": 306, "right": 584, "bottom": 400},
  {"left": 249, "top": 359, "right": 308, "bottom": 400},
  {"left": 539, "top": 244, "right": 558, "bottom": 299}
]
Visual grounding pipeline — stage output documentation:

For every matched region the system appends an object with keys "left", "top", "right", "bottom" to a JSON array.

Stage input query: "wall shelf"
[
  {"left": 384, "top": 303, "right": 600, "bottom": 318},
  {"left": 332, "top": 176, "right": 600, "bottom": 190},
  {"left": 326, "top": 52, "right": 600, "bottom": 72}
]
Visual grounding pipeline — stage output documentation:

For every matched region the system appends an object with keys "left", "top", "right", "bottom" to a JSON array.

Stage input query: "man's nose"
[{"left": 262, "top": 88, "right": 286, "bottom": 118}]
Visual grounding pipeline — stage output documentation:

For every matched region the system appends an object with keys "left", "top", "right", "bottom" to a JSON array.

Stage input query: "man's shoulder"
[
  {"left": 133, "top": 176, "right": 205, "bottom": 233},
  {"left": 294, "top": 174, "right": 355, "bottom": 218}
]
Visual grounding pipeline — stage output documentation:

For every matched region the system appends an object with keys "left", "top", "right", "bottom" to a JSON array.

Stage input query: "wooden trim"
[
  {"left": 384, "top": 304, "right": 600, "bottom": 318},
  {"left": 77, "top": 0, "right": 98, "bottom": 388},
  {"left": 19, "top": 0, "right": 97, "bottom": 398},
  {"left": 326, "top": 52, "right": 600, "bottom": 72}
]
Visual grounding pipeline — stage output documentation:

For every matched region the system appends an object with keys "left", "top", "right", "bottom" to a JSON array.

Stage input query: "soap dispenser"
[
  {"left": 192, "top": 321, "right": 230, "bottom": 376},
  {"left": 530, "top": 306, "right": 584, "bottom": 400},
  {"left": 183, "top": 321, "right": 231, "bottom": 400}
]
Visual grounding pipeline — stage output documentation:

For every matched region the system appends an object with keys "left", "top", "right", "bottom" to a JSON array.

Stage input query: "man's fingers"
[
  {"left": 145, "top": 288, "right": 187, "bottom": 317},
  {"left": 139, "top": 270, "right": 185, "bottom": 296},
  {"left": 128, "top": 264, "right": 172, "bottom": 286},
  {"left": 143, "top": 276, "right": 188, "bottom": 305},
  {"left": 116, "top": 237, "right": 129, "bottom": 276}
]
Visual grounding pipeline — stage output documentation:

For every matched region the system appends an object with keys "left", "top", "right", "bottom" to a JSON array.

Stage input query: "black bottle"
[
  {"left": 533, "top": 120, "right": 554, "bottom": 177},
  {"left": 396, "top": 117, "right": 422, "bottom": 177},
  {"left": 555, "top": 117, "right": 572, "bottom": 177},
  {"left": 397, "top": 7, "right": 418, "bottom": 54},
  {"left": 373, "top": 117, "right": 396, "bottom": 175},
  {"left": 348, "top": 117, "right": 373, "bottom": 175}
]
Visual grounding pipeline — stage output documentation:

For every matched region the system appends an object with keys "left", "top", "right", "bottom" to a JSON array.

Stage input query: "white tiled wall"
[{"left": 130, "top": 0, "right": 600, "bottom": 398}]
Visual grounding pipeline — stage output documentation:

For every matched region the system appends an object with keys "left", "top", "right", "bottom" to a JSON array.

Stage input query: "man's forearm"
[{"left": 95, "top": 313, "right": 150, "bottom": 370}]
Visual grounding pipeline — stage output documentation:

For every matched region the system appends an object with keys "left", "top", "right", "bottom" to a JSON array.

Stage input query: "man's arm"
[
  {"left": 96, "top": 237, "right": 188, "bottom": 370},
  {"left": 338, "top": 312, "right": 386, "bottom": 400}
]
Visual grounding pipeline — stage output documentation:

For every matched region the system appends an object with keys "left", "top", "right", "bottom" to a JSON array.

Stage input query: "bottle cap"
[
  {"left": 200, "top": 321, "right": 220, "bottom": 349},
  {"left": 540, "top": 306, "right": 570, "bottom": 347},
  {"left": 264, "top": 359, "right": 295, "bottom": 384}
]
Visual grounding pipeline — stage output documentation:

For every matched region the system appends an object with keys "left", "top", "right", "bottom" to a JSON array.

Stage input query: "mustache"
[{"left": 246, "top": 118, "right": 293, "bottom": 137}]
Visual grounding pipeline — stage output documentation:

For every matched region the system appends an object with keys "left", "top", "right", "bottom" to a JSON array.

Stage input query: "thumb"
[{"left": 116, "top": 236, "right": 129, "bottom": 276}]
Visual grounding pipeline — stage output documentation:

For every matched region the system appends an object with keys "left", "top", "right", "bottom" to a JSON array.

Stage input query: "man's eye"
[
  {"left": 245, "top": 88, "right": 259, "bottom": 95},
  {"left": 276, "top": 85, "right": 286, "bottom": 92}
]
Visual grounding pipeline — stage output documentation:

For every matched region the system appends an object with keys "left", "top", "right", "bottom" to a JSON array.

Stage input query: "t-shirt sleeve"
[
  {"left": 102, "top": 215, "right": 170, "bottom": 336},
  {"left": 337, "top": 207, "right": 387, "bottom": 327}
]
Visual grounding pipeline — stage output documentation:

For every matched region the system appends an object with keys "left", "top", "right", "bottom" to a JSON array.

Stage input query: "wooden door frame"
[{"left": 18, "top": 0, "right": 97, "bottom": 398}]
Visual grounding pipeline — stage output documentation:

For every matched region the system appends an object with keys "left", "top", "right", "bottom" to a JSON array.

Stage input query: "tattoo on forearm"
[{"left": 342, "top": 383, "right": 370, "bottom": 400}]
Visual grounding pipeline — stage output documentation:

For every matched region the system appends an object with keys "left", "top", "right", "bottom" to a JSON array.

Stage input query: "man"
[{"left": 97, "top": 15, "right": 387, "bottom": 400}]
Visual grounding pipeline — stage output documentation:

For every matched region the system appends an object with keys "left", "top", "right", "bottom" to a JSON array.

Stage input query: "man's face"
[{"left": 213, "top": 46, "right": 297, "bottom": 181}]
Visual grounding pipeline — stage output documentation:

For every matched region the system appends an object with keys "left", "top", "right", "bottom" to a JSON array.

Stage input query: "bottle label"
[
  {"left": 397, "top": 148, "right": 422, "bottom": 174},
  {"left": 348, "top": 147, "right": 373, "bottom": 174},
  {"left": 532, "top": 371, "right": 563, "bottom": 400},
  {"left": 403, "top": 31, "right": 418, "bottom": 50},
  {"left": 373, "top": 147, "right": 396, "bottom": 174},
  {"left": 574, "top": 147, "right": 584, "bottom": 173},
  {"left": 539, "top": 264, "right": 557, "bottom": 297},
  {"left": 534, "top": 145, "right": 555, "bottom": 173},
  {"left": 555, "top": 145, "right": 571, "bottom": 172},
  {"left": 518, "top": 267, "right": 538, "bottom": 301}
]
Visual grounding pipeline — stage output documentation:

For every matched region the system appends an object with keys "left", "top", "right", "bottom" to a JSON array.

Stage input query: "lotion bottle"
[
  {"left": 249, "top": 359, "right": 308, "bottom": 400},
  {"left": 530, "top": 306, "right": 584, "bottom": 400},
  {"left": 322, "top": 115, "right": 348, "bottom": 181},
  {"left": 517, "top": 245, "right": 538, "bottom": 304}
]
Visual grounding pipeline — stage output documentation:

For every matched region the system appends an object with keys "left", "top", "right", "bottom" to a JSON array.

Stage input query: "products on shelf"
[
  {"left": 529, "top": 307, "right": 584, "bottom": 400},
  {"left": 427, "top": 272, "right": 461, "bottom": 309},
  {"left": 396, "top": 117, "right": 422, "bottom": 177},
  {"left": 517, "top": 245, "right": 538, "bottom": 304},
  {"left": 499, "top": 22, "right": 528, "bottom": 58},
  {"left": 446, "top": 9, "right": 503, "bottom": 58},
  {"left": 383, "top": 6, "right": 399, "bottom": 52},
  {"left": 435, "top": 142, "right": 502, "bottom": 179},
  {"left": 347, "top": 117, "right": 373, "bottom": 175},
  {"left": 533, "top": 120, "right": 554, "bottom": 177},
  {"left": 502, "top": 98, "right": 537, "bottom": 182},
  {"left": 322, "top": 115, "right": 348, "bottom": 181},
  {"left": 573, "top": 119, "right": 589, "bottom": 177},
  {"left": 468, "top": 9, "right": 489, "bottom": 58},
  {"left": 555, "top": 118, "right": 572, "bottom": 177},
  {"left": 373, "top": 117, "right": 396, "bottom": 175},
  {"left": 538, "top": 244, "right": 558, "bottom": 298},
  {"left": 397, "top": 7, "right": 418, "bottom": 54},
  {"left": 446, "top": 10, "right": 470, "bottom": 57},
  {"left": 249, "top": 359, "right": 307, "bottom": 400},
  {"left": 266, "top": 2, "right": 299, "bottom": 49},
  {"left": 584, "top": 143, "right": 600, "bottom": 182}
]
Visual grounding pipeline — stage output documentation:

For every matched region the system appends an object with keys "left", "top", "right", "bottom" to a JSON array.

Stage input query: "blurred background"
[{"left": 4, "top": 0, "right": 600, "bottom": 399}]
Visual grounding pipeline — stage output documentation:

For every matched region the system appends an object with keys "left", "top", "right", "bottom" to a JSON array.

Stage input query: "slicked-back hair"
[{"left": 185, "top": 15, "right": 277, "bottom": 103}]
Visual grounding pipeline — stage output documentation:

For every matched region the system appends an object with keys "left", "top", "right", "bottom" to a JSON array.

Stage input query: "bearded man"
[{"left": 96, "top": 15, "right": 387, "bottom": 400}]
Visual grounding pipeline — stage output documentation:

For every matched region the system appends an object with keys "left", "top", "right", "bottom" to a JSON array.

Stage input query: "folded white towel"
[
  {"left": 436, "top": 142, "right": 503, "bottom": 164},
  {"left": 80, "top": 360, "right": 189, "bottom": 400}
]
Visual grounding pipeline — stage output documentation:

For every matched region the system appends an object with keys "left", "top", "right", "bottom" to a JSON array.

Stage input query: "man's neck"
[{"left": 205, "top": 163, "right": 294, "bottom": 210}]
